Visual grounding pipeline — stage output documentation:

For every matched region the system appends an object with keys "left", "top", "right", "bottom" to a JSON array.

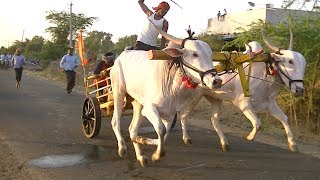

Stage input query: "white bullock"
[
  {"left": 179, "top": 29, "right": 306, "bottom": 152},
  {"left": 110, "top": 24, "right": 222, "bottom": 166}
]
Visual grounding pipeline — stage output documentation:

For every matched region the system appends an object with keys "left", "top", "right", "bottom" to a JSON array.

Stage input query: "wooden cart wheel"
[{"left": 81, "top": 96, "right": 101, "bottom": 138}]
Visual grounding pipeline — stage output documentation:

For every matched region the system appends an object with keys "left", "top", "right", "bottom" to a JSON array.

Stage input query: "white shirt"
[{"left": 137, "top": 13, "right": 165, "bottom": 46}]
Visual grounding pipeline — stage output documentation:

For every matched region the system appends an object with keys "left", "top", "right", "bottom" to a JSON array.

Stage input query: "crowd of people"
[
  {"left": 0, "top": 53, "right": 13, "bottom": 69},
  {"left": 1, "top": 49, "right": 27, "bottom": 88}
]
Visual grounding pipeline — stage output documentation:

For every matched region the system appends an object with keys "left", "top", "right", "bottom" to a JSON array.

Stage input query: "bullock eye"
[
  {"left": 288, "top": 60, "right": 293, "bottom": 64},
  {"left": 193, "top": 53, "right": 199, "bottom": 57}
]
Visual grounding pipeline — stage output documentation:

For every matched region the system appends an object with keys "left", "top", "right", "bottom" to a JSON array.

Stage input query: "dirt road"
[{"left": 0, "top": 70, "right": 319, "bottom": 180}]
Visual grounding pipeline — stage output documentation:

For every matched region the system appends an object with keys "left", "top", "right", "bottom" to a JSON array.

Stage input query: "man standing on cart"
[{"left": 134, "top": 0, "right": 170, "bottom": 51}]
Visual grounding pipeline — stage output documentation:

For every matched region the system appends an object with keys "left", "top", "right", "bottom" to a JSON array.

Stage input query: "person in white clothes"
[
  {"left": 11, "top": 49, "right": 27, "bottom": 88},
  {"left": 59, "top": 47, "right": 80, "bottom": 94},
  {"left": 134, "top": 0, "right": 170, "bottom": 51}
]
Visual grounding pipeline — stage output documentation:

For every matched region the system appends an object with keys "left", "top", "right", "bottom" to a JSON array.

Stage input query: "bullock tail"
[{"left": 169, "top": 114, "right": 178, "bottom": 132}]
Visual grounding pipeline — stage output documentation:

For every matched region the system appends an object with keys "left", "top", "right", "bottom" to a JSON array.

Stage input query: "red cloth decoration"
[
  {"left": 182, "top": 76, "right": 198, "bottom": 89},
  {"left": 271, "top": 69, "right": 278, "bottom": 76}
]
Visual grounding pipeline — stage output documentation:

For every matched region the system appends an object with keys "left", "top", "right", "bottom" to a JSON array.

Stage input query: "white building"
[{"left": 207, "top": 4, "right": 320, "bottom": 36}]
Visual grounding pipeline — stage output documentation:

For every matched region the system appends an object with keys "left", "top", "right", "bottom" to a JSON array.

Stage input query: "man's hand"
[{"left": 138, "top": 0, "right": 144, "bottom": 3}]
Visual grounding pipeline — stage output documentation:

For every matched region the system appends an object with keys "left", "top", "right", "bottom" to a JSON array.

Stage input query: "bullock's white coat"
[
  {"left": 110, "top": 40, "right": 221, "bottom": 166},
  {"left": 180, "top": 41, "right": 306, "bottom": 152}
]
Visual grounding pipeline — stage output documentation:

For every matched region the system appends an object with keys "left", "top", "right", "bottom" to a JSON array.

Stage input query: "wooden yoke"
[{"left": 148, "top": 50, "right": 270, "bottom": 97}]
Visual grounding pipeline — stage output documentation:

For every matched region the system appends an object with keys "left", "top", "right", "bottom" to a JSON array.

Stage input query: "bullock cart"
[
  {"left": 81, "top": 49, "right": 270, "bottom": 138},
  {"left": 81, "top": 67, "right": 132, "bottom": 138}
]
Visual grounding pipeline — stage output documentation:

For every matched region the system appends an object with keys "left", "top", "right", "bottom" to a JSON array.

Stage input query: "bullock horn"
[
  {"left": 261, "top": 28, "right": 279, "bottom": 53},
  {"left": 148, "top": 19, "right": 184, "bottom": 46},
  {"left": 288, "top": 29, "right": 293, "bottom": 50}
]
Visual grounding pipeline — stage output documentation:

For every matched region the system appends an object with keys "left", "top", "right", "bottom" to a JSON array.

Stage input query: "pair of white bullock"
[{"left": 110, "top": 26, "right": 306, "bottom": 166}]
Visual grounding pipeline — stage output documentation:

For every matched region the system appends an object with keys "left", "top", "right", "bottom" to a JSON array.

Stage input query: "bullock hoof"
[
  {"left": 118, "top": 148, "right": 127, "bottom": 158},
  {"left": 289, "top": 144, "right": 299, "bottom": 152},
  {"left": 242, "top": 134, "right": 254, "bottom": 141},
  {"left": 139, "top": 156, "right": 148, "bottom": 167},
  {"left": 183, "top": 138, "right": 192, "bottom": 145},
  {"left": 151, "top": 151, "right": 165, "bottom": 162},
  {"left": 221, "top": 144, "right": 230, "bottom": 152}
]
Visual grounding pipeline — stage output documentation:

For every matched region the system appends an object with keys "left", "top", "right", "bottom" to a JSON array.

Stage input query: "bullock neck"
[{"left": 161, "top": 60, "right": 191, "bottom": 96}]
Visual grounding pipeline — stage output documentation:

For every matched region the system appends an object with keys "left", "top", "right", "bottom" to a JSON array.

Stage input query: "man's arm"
[
  {"left": 23, "top": 56, "right": 27, "bottom": 65},
  {"left": 160, "top": 20, "right": 169, "bottom": 49},
  {"left": 93, "top": 61, "right": 103, "bottom": 75},
  {"left": 59, "top": 55, "right": 66, "bottom": 69},
  {"left": 138, "top": 0, "right": 153, "bottom": 17}
]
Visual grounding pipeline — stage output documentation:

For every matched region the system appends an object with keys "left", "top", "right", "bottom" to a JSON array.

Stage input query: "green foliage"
[
  {"left": 84, "top": 31, "right": 114, "bottom": 58},
  {"left": 24, "top": 36, "right": 45, "bottom": 59},
  {"left": 45, "top": 11, "right": 97, "bottom": 50},
  {"left": 196, "top": 33, "right": 225, "bottom": 52},
  {"left": 113, "top": 35, "right": 137, "bottom": 55},
  {"left": 39, "top": 41, "right": 64, "bottom": 68},
  {"left": 282, "top": 0, "right": 320, "bottom": 11}
]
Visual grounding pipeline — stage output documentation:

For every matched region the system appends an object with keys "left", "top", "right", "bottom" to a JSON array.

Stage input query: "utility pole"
[
  {"left": 21, "top": 29, "right": 25, "bottom": 42},
  {"left": 69, "top": 0, "right": 73, "bottom": 47}
]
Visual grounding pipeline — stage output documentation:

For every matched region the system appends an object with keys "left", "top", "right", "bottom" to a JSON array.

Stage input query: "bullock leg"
[
  {"left": 205, "top": 95, "right": 230, "bottom": 152},
  {"left": 267, "top": 101, "right": 298, "bottom": 152},
  {"left": 238, "top": 97, "right": 261, "bottom": 141},
  {"left": 141, "top": 105, "right": 166, "bottom": 162},
  {"left": 129, "top": 100, "right": 148, "bottom": 167},
  {"left": 162, "top": 119, "right": 173, "bottom": 142},
  {"left": 111, "top": 91, "right": 127, "bottom": 158},
  {"left": 180, "top": 92, "right": 203, "bottom": 145}
]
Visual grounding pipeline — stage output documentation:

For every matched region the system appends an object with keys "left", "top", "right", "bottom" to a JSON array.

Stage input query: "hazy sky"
[{"left": 0, "top": 0, "right": 283, "bottom": 47}]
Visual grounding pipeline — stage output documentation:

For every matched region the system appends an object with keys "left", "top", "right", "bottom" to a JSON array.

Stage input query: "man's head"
[
  {"left": 102, "top": 52, "right": 115, "bottom": 63},
  {"left": 153, "top": 1, "right": 170, "bottom": 16},
  {"left": 15, "top": 48, "right": 21, "bottom": 55},
  {"left": 68, "top": 47, "right": 74, "bottom": 55}
]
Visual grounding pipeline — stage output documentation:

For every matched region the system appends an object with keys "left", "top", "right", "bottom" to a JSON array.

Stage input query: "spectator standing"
[
  {"left": 217, "top": 10, "right": 221, "bottom": 21},
  {"left": 11, "top": 49, "right": 27, "bottom": 88},
  {"left": 59, "top": 47, "right": 80, "bottom": 94},
  {"left": 221, "top": 9, "right": 227, "bottom": 21}
]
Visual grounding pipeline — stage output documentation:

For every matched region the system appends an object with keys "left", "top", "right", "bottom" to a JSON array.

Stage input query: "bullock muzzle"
[
  {"left": 212, "top": 77, "right": 222, "bottom": 89},
  {"left": 293, "top": 86, "right": 304, "bottom": 97}
]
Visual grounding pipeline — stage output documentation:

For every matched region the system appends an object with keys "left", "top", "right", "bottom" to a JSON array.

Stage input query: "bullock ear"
[
  {"left": 163, "top": 48, "right": 184, "bottom": 58},
  {"left": 270, "top": 53, "right": 284, "bottom": 62}
]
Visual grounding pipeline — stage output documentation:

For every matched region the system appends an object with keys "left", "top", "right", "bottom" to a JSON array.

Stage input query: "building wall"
[{"left": 207, "top": 8, "right": 320, "bottom": 35}]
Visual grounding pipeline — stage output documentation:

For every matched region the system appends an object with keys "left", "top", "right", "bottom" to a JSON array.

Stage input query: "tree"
[
  {"left": 84, "top": 30, "right": 114, "bottom": 58},
  {"left": 39, "top": 41, "right": 65, "bottom": 68},
  {"left": 113, "top": 35, "right": 137, "bottom": 55},
  {"left": 45, "top": 11, "right": 97, "bottom": 50},
  {"left": 25, "top": 36, "right": 45, "bottom": 59},
  {"left": 282, "top": 0, "right": 320, "bottom": 11},
  {"left": 196, "top": 33, "right": 225, "bottom": 52}
]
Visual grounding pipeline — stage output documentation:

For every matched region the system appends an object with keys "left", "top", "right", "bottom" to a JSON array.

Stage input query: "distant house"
[{"left": 207, "top": 4, "right": 320, "bottom": 37}]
